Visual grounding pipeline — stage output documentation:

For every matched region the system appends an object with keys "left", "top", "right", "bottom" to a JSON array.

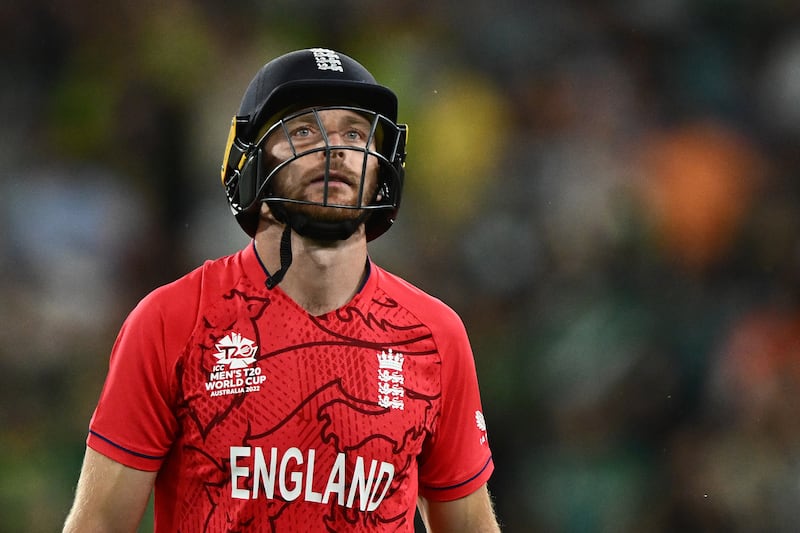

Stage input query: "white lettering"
[
  {"left": 304, "top": 449, "right": 323, "bottom": 503},
  {"left": 205, "top": 378, "right": 244, "bottom": 390},
  {"left": 347, "top": 456, "right": 377, "bottom": 510},
  {"left": 210, "top": 369, "right": 241, "bottom": 381},
  {"left": 322, "top": 452, "right": 347, "bottom": 505},
  {"left": 252, "top": 447, "right": 277, "bottom": 499},
  {"left": 245, "top": 375, "right": 267, "bottom": 386},
  {"left": 229, "top": 446, "right": 394, "bottom": 512},
  {"left": 367, "top": 462, "right": 394, "bottom": 511},
  {"left": 230, "top": 446, "right": 250, "bottom": 499},
  {"left": 279, "top": 447, "right": 303, "bottom": 501},
  {"left": 209, "top": 387, "right": 246, "bottom": 396}
]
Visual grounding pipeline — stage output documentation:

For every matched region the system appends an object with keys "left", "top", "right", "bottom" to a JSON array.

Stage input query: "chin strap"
[
  {"left": 287, "top": 212, "right": 369, "bottom": 241},
  {"left": 265, "top": 225, "right": 293, "bottom": 289},
  {"left": 262, "top": 202, "right": 370, "bottom": 289},
  {"left": 267, "top": 200, "right": 368, "bottom": 241}
]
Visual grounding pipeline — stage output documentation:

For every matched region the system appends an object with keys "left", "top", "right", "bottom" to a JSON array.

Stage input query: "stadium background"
[{"left": 3, "top": 1, "right": 800, "bottom": 531}]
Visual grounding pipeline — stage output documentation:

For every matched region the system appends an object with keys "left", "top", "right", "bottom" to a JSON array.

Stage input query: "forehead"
[{"left": 283, "top": 107, "right": 373, "bottom": 125}]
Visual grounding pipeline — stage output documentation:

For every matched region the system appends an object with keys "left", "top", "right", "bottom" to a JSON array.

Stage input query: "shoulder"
[{"left": 372, "top": 264, "right": 467, "bottom": 336}]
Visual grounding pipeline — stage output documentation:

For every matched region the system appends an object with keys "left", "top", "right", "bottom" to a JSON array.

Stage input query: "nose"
[
  {"left": 322, "top": 130, "right": 348, "bottom": 158},
  {"left": 324, "top": 129, "right": 346, "bottom": 145}
]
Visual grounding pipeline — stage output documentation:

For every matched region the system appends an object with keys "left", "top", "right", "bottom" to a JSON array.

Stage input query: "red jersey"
[{"left": 88, "top": 243, "right": 493, "bottom": 532}]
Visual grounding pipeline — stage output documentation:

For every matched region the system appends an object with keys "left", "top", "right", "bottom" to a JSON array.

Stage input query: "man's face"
[{"left": 261, "top": 107, "right": 381, "bottom": 224}]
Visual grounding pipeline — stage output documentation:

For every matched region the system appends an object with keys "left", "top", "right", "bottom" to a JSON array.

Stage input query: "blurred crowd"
[{"left": 3, "top": 1, "right": 800, "bottom": 531}]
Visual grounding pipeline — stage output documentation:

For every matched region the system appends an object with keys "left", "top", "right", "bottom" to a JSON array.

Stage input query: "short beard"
[
  {"left": 270, "top": 172, "right": 378, "bottom": 225},
  {"left": 283, "top": 201, "right": 367, "bottom": 224}
]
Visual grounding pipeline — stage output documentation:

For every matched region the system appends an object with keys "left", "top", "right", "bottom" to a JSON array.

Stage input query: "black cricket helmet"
[{"left": 220, "top": 48, "right": 407, "bottom": 241}]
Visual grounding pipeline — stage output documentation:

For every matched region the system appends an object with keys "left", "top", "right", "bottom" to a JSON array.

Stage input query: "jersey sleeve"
[
  {"left": 87, "top": 285, "right": 191, "bottom": 471},
  {"left": 417, "top": 311, "right": 494, "bottom": 501}
]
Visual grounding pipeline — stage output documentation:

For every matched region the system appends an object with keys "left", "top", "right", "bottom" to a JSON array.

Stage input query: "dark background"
[{"left": 3, "top": 1, "right": 800, "bottom": 531}]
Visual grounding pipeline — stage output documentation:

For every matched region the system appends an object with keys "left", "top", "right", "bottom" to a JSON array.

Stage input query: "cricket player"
[{"left": 64, "top": 47, "right": 500, "bottom": 532}]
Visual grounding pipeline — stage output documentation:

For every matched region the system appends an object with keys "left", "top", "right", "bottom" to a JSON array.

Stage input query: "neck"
[{"left": 254, "top": 222, "right": 369, "bottom": 316}]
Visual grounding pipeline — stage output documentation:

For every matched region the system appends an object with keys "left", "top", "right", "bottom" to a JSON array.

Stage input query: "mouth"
[{"left": 309, "top": 171, "right": 354, "bottom": 188}]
